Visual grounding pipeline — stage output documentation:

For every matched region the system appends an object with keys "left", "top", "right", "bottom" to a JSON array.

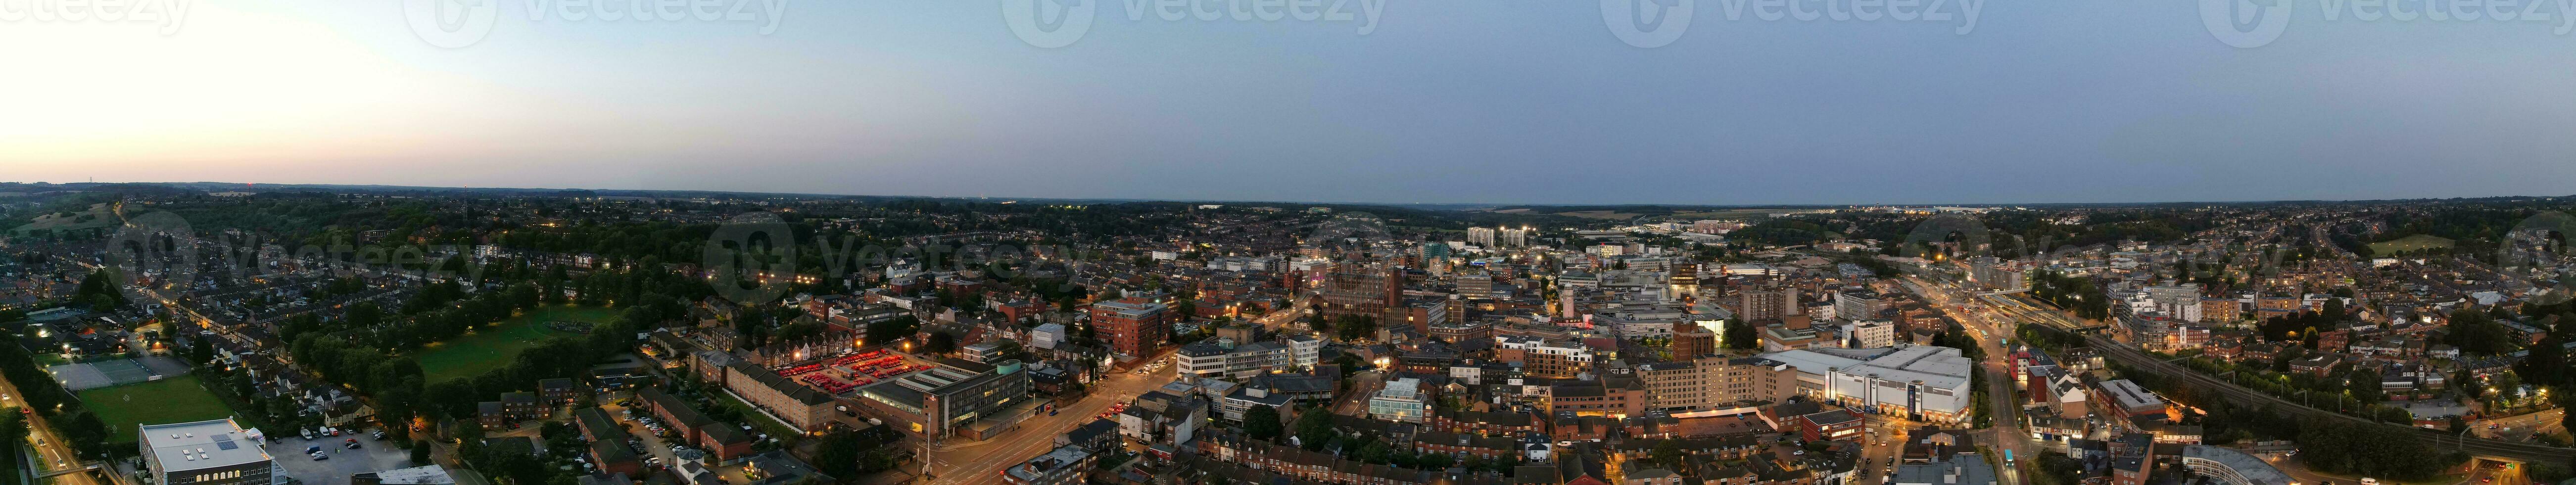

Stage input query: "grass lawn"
[
  {"left": 415, "top": 305, "right": 620, "bottom": 383},
  {"left": 9, "top": 203, "right": 114, "bottom": 235},
  {"left": 2371, "top": 234, "right": 2456, "bottom": 255},
  {"left": 78, "top": 374, "right": 236, "bottom": 442},
  {"left": 712, "top": 390, "right": 797, "bottom": 438}
]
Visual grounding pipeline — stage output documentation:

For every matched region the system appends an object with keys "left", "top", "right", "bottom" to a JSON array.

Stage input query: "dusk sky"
[{"left": 5, "top": 0, "right": 2574, "bottom": 204}]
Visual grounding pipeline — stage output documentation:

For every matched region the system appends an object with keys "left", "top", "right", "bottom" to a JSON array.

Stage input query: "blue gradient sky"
[{"left": 3, "top": 0, "right": 2573, "bottom": 204}]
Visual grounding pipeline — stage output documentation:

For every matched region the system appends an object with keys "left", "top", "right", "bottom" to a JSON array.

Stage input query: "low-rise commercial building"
[
  {"left": 141, "top": 418, "right": 275, "bottom": 485},
  {"left": 2179, "top": 445, "right": 2294, "bottom": 485},
  {"left": 1758, "top": 345, "right": 1977, "bottom": 425},
  {"left": 1003, "top": 444, "right": 1097, "bottom": 485},
  {"left": 1367, "top": 378, "right": 1430, "bottom": 422},
  {"left": 855, "top": 358, "right": 1033, "bottom": 439}
]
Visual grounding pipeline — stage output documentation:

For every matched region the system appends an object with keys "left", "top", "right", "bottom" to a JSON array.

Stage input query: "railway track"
[{"left": 1988, "top": 294, "right": 2576, "bottom": 465}]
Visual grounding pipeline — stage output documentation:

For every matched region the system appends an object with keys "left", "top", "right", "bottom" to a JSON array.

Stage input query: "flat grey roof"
[
  {"left": 1763, "top": 345, "right": 1973, "bottom": 390},
  {"left": 2181, "top": 445, "right": 2294, "bottom": 485},
  {"left": 141, "top": 417, "right": 271, "bottom": 472}
]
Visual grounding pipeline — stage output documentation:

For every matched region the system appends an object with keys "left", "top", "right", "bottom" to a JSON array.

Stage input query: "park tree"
[
  {"left": 1649, "top": 439, "right": 1687, "bottom": 471},
  {"left": 1294, "top": 406, "right": 1336, "bottom": 451},
  {"left": 1333, "top": 315, "right": 1376, "bottom": 341},
  {"left": 0, "top": 411, "right": 27, "bottom": 452},
  {"left": 1242, "top": 405, "right": 1284, "bottom": 441},
  {"left": 865, "top": 315, "right": 919, "bottom": 345},
  {"left": 1725, "top": 319, "right": 1758, "bottom": 349},
  {"left": 924, "top": 332, "right": 957, "bottom": 354}
]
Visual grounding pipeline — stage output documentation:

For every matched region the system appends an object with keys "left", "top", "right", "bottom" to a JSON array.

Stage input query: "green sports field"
[
  {"left": 2370, "top": 234, "right": 2455, "bottom": 255},
  {"left": 415, "top": 305, "right": 620, "bottom": 383},
  {"left": 79, "top": 374, "right": 236, "bottom": 442}
]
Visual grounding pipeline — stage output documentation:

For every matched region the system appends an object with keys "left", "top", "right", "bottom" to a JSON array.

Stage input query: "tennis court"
[{"left": 47, "top": 358, "right": 161, "bottom": 391}]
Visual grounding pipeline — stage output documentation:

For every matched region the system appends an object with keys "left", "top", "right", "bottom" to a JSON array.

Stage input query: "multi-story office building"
[
  {"left": 1734, "top": 286, "right": 1799, "bottom": 322},
  {"left": 1635, "top": 361, "right": 1709, "bottom": 411},
  {"left": 1634, "top": 355, "right": 1798, "bottom": 412},
  {"left": 1089, "top": 297, "right": 1169, "bottom": 359},
  {"left": 1549, "top": 376, "right": 1647, "bottom": 418},
  {"left": 1843, "top": 319, "right": 1896, "bottom": 349},
  {"left": 722, "top": 361, "right": 840, "bottom": 433},
  {"left": 141, "top": 418, "right": 275, "bottom": 485},
  {"left": 1176, "top": 340, "right": 1294, "bottom": 379},
  {"left": 855, "top": 358, "right": 1033, "bottom": 439},
  {"left": 1286, "top": 334, "right": 1321, "bottom": 368},
  {"left": 1671, "top": 322, "right": 1718, "bottom": 358},
  {"left": 1967, "top": 256, "right": 2028, "bottom": 290},
  {"left": 1367, "top": 378, "right": 1429, "bottom": 422},
  {"left": 1321, "top": 262, "right": 1402, "bottom": 323},
  {"left": 1456, "top": 271, "right": 1499, "bottom": 299},
  {"left": 1836, "top": 290, "right": 1884, "bottom": 320},
  {"left": 1496, "top": 336, "right": 1592, "bottom": 379}
]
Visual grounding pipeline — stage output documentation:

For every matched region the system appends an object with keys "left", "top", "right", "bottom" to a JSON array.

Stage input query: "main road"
[
  {"left": 0, "top": 373, "right": 102, "bottom": 485},
  {"left": 1901, "top": 276, "right": 2033, "bottom": 485},
  {"left": 920, "top": 352, "right": 1181, "bottom": 485}
]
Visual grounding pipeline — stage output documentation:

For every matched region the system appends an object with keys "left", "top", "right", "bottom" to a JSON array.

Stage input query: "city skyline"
[
  {"left": 7, "top": 2, "right": 2576, "bottom": 205},
  {"left": 4, "top": 179, "right": 2574, "bottom": 208}
]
